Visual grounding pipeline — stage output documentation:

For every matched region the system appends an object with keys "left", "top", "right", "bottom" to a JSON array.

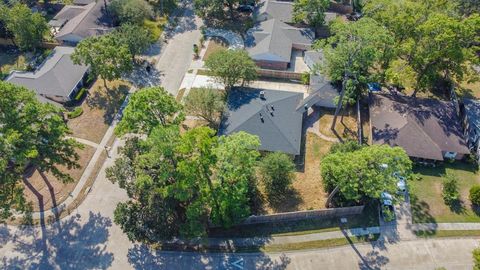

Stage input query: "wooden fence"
[
  {"left": 238, "top": 205, "right": 365, "bottom": 225},
  {"left": 0, "top": 38, "right": 59, "bottom": 49},
  {"left": 257, "top": 69, "right": 303, "bottom": 81}
]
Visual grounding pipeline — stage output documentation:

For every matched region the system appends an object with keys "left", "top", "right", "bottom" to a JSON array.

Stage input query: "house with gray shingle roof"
[
  {"left": 370, "top": 93, "right": 469, "bottom": 161},
  {"left": 219, "top": 88, "right": 304, "bottom": 155},
  {"left": 6, "top": 46, "right": 89, "bottom": 105},
  {"left": 49, "top": 0, "right": 111, "bottom": 45},
  {"left": 461, "top": 99, "right": 480, "bottom": 159},
  {"left": 246, "top": 19, "right": 314, "bottom": 70}
]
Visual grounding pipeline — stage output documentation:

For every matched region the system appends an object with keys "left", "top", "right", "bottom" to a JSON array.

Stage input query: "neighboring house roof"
[
  {"left": 370, "top": 93, "right": 469, "bottom": 161},
  {"left": 6, "top": 46, "right": 89, "bottom": 103},
  {"left": 298, "top": 74, "right": 339, "bottom": 109},
  {"left": 464, "top": 99, "right": 480, "bottom": 131},
  {"left": 219, "top": 88, "right": 304, "bottom": 155},
  {"left": 53, "top": 0, "right": 111, "bottom": 42},
  {"left": 304, "top": 50, "right": 323, "bottom": 70},
  {"left": 246, "top": 19, "right": 314, "bottom": 63},
  {"left": 257, "top": 0, "right": 293, "bottom": 22}
]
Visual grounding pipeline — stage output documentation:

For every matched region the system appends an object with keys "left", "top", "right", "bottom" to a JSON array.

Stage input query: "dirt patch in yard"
[
  {"left": 68, "top": 79, "right": 129, "bottom": 143},
  {"left": 318, "top": 108, "right": 358, "bottom": 141},
  {"left": 261, "top": 133, "right": 333, "bottom": 214},
  {"left": 23, "top": 144, "right": 96, "bottom": 212}
]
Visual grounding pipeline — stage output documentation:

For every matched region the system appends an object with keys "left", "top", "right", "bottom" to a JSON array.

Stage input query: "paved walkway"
[
  {"left": 66, "top": 136, "right": 99, "bottom": 148},
  {"left": 204, "top": 28, "right": 244, "bottom": 49}
]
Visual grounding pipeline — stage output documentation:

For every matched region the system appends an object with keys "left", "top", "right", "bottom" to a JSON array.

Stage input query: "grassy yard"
[
  {"left": 67, "top": 79, "right": 129, "bottom": 143},
  {"left": 0, "top": 47, "right": 27, "bottom": 78},
  {"left": 458, "top": 79, "right": 480, "bottom": 99},
  {"left": 260, "top": 134, "right": 333, "bottom": 214},
  {"left": 318, "top": 108, "right": 359, "bottom": 141},
  {"left": 144, "top": 17, "right": 167, "bottom": 40},
  {"left": 410, "top": 162, "right": 480, "bottom": 223},
  {"left": 202, "top": 37, "right": 228, "bottom": 61},
  {"left": 23, "top": 144, "right": 96, "bottom": 212}
]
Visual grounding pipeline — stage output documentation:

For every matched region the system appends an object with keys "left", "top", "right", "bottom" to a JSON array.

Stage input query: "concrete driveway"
[{"left": 154, "top": 1, "right": 202, "bottom": 96}]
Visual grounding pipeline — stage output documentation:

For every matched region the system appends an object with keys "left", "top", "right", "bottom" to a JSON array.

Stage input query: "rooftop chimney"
[{"left": 260, "top": 91, "right": 265, "bottom": 100}]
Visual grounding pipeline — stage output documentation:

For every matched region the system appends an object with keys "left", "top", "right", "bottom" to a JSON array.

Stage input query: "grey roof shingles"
[
  {"left": 258, "top": 0, "right": 294, "bottom": 22},
  {"left": 463, "top": 99, "right": 480, "bottom": 131},
  {"left": 219, "top": 88, "right": 304, "bottom": 155},
  {"left": 6, "top": 46, "right": 89, "bottom": 102},
  {"left": 54, "top": 0, "right": 111, "bottom": 42},
  {"left": 246, "top": 19, "right": 314, "bottom": 63},
  {"left": 370, "top": 93, "right": 470, "bottom": 160}
]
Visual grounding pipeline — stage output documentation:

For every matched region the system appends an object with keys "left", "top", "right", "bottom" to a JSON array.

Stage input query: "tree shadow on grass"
[
  {"left": 447, "top": 199, "right": 466, "bottom": 214},
  {"left": 86, "top": 84, "right": 129, "bottom": 124},
  {"left": 1, "top": 212, "right": 113, "bottom": 270},
  {"left": 127, "top": 243, "right": 291, "bottom": 270},
  {"left": 267, "top": 188, "right": 303, "bottom": 213}
]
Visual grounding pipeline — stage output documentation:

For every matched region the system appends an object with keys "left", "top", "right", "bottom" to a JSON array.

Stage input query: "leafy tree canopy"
[
  {"left": 114, "top": 23, "right": 154, "bottom": 59},
  {"left": 204, "top": 49, "right": 258, "bottom": 91},
  {"left": 108, "top": 0, "right": 154, "bottom": 25},
  {"left": 183, "top": 87, "right": 225, "bottom": 128},
  {"left": 293, "top": 0, "right": 330, "bottom": 28},
  {"left": 71, "top": 34, "right": 133, "bottom": 88},
  {"left": 315, "top": 17, "right": 394, "bottom": 104},
  {"left": 321, "top": 145, "right": 412, "bottom": 201},
  {"left": 0, "top": 82, "right": 81, "bottom": 220},
  {"left": 115, "top": 86, "right": 185, "bottom": 136},
  {"left": 258, "top": 152, "right": 296, "bottom": 198},
  {"left": 1, "top": 3, "right": 48, "bottom": 51}
]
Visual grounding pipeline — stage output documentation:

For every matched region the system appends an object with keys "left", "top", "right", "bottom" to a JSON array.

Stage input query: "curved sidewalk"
[{"left": 204, "top": 28, "right": 244, "bottom": 50}]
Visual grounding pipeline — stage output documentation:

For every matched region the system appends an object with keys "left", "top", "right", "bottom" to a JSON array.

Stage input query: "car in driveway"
[
  {"left": 237, "top": 5, "right": 254, "bottom": 13},
  {"left": 393, "top": 172, "right": 407, "bottom": 193},
  {"left": 381, "top": 192, "right": 395, "bottom": 222}
]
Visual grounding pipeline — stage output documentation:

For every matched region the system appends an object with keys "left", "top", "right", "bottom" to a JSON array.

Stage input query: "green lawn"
[
  {"left": 410, "top": 162, "right": 480, "bottom": 223},
  {"left": 0, "top": 48, "right": 27, "bottom": 78},
  {"left": 143, "top": 17, "right": 167, "bottom": 41}
]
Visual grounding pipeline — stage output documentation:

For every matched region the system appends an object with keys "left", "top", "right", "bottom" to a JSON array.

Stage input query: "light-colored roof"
[
  {"left": 246, "top": 19, "right": 314, "bottom": 63},
  {"left": 464, "top": 98, "right": 480, "bottom": 131},
  {"left": 219, "top": 88, "right": 304, "bottom": 155},
  {"left": 6, "top": 46, "right": 89, "bottom": 101},
  {"left": 54, "top": 0, "right": 111, "bottom": 42},
  {"left": 370, "top": 93, "right": 469, "bottom": 160}
]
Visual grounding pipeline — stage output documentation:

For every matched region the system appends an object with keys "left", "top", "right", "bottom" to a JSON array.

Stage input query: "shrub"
[
  {"left": 259, "top": 152, "right": 296, "bottom": 197},
  {"left": 442, "top": 172, "right": 460, "bottom": 206},
  {"left": 301, "top": 71, "right": 310, "bottom": 85},
  {"left": 474, "top": 247, "right": 480, "bottom": 270},
  {"left": 67, "top": 107, "right": 83, "bottom": 119},
  {"left": 470, "top": 185, "right": 480, "bottom": 205},
  {"left": 74, "top": 88, "right": 87, "bottom": 101}
]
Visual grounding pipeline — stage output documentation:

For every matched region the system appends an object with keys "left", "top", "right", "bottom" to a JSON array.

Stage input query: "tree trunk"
[
  {"left": 356, "top": 97, "right": 362, "bottom": 145},
  {"left": 103, "top": 78, "right": 108, "bottom": 90},
  {"left": 325, "top": 185, "right": 340, "bottom": 208},
  {"left": 331, "top": 79, "right": 347, "bottom": 131}
]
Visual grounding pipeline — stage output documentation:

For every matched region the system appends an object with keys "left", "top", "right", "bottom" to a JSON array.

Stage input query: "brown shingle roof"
[{"left": 369, "top": 93, "right": 469, "bottom": 160}]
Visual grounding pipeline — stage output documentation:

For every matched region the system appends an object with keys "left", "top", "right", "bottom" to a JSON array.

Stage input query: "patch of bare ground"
[
  {"left": 22, "top": 144, "right": 96, "bottom": 212},
  {"left": 319, "top": 108, "right": 358, "bottom": 141},
  {"left": 68, "top": 79, "right": 129, "bottom": 143}
]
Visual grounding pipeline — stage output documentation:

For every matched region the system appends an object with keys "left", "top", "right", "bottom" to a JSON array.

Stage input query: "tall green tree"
[
  {"left": 0, "top": 82, "right": 81, "bottom": 220},
  {"left": 212, "top": 132, "right": 260, "bottom": 227},
  {"left": 456, "top": 0, "right": 480, "bottom": 16},
  {"left": 108, "top": 0, "right": 154, "bottom": 25},
  {"left": 204, "top": 49, "right": 258, "bottom": 92},
  {"left": 194, "top": 0, "right": 237, "bottom": 19},
  {"left": 115, "top": 86, "right": 184, "bottom": 136},
  {"left": 321, "top": 145, "right": 412, "bottom": 202},
  {"left": 316, "top": 18, "right": 393, "bottom": 129},
  {"left": 183, "top": 87, "right": 225, "bottom": 128},
  {"left": 293, "top": 0, "right": 330, "bottom": 28},
  {"left": 2, "top": 3, "right": 48, "bottom": 51},
  {"left": 71, "top": 35, "right": 133, "bottom": 89},
  {"left": 114, "top": 23, "right": 154, "bottom": 60},
  {"left": 364, "top": 0, "right": 480, "bottom": 96},
  {"left": 258, "top": 152, "right": 296, "bottom": 198}
]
